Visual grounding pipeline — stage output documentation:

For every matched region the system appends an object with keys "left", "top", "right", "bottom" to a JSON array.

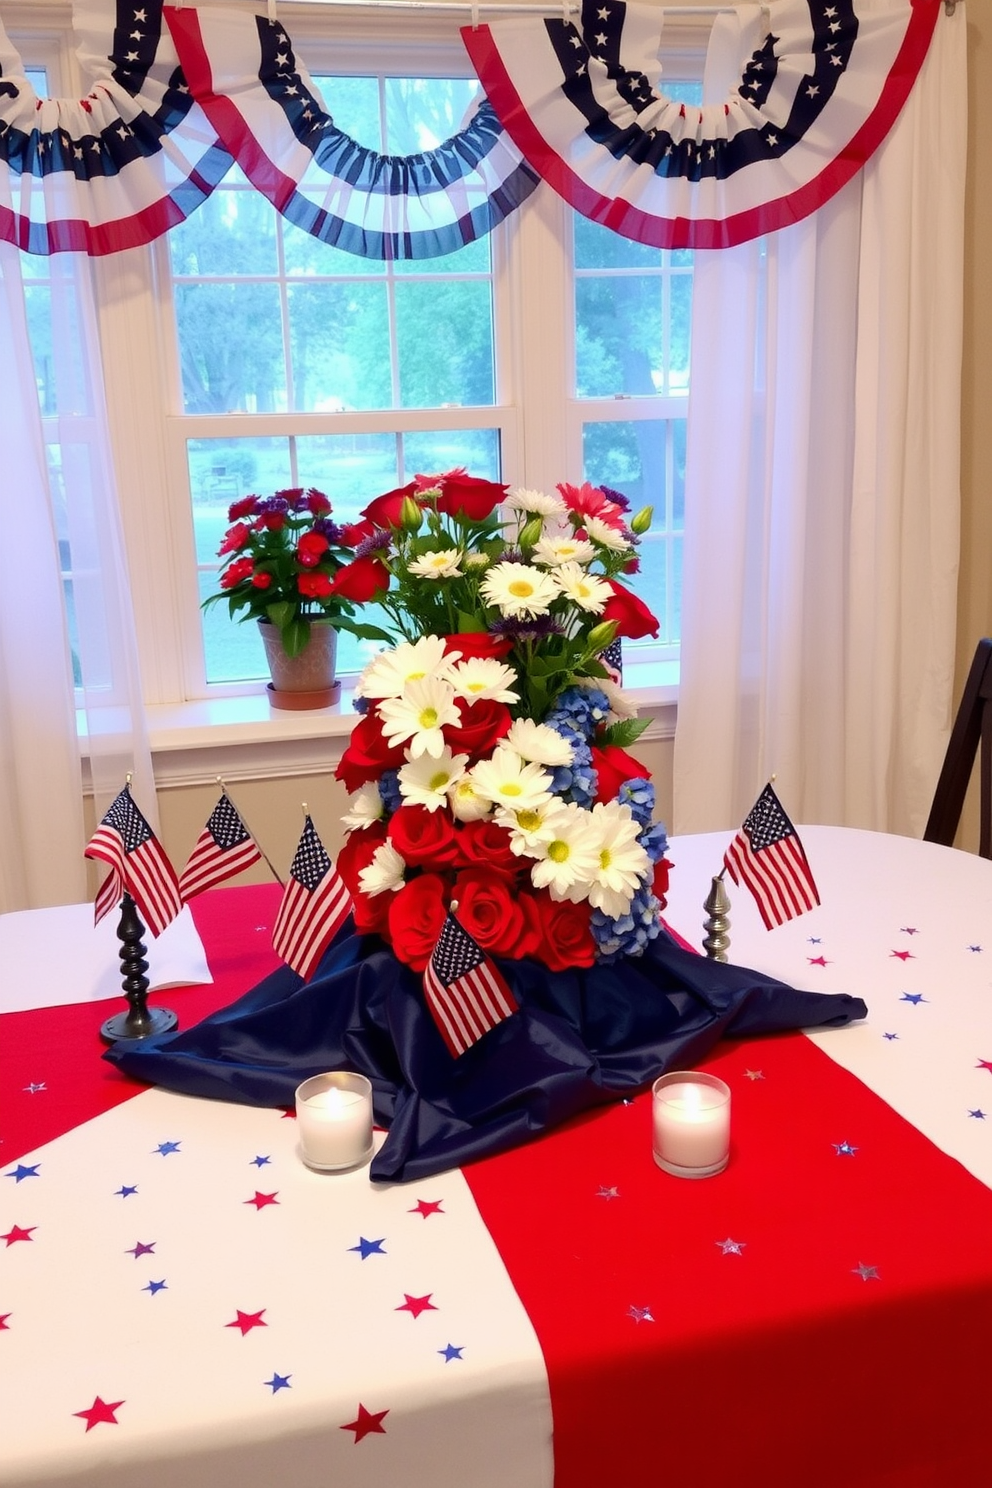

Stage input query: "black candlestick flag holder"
[{"left": 99, "top": 892, "right": 178, "bottom": 1044}]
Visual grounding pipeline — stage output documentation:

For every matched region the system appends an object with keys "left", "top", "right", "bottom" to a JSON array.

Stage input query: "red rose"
[
  {"left": 338, "top": 518, "right": 376, "bottom": 548},
  {"left": 592, "top": 743, "right": 652, "bottom": 804},
  {"left": 306, "top": 488, "right": 331, "bottom": 515},
  {"left": 276, "top": 487, "right": 305, "bottom": 503},
  {"left": 218, "top": 522, "right": 250, "bottom": 556},
  {"left": 388, "top": 874, "right": 449, "bottom": 972},
  {"left": 297, "top": 570, "right": 333, "bottom": 599},
  {"left": 328, "top": 554, "right": 390, "bottom": 602},
  {"left": 434, "top": 472, "right": 509, "bottom": 523},
  {"left": 652, "top": 855, "right": 671, "bottom": 909},
  {"left": 220, "top": 557, "right": 254, "bottom": 589},
  {"left": 452, "top": 868, "right": 529, "bottom": 958},
  {"left": 622, "top": 556, "right": 641, "bottom": 574},
  {"left": 442, "top": 698, "right": 512, "bottom": 761},
  {"left": 296, "top": 531, "right": 329, "bottom": 567},
  {"left": 453, "top": 818, "right": 518, "bottom": 873},
  {"left": 228, "top": 496, "right": 258, "bottom": 521},
  {"left": 388, "top": 805, "right": 461, "bottom": 868},
  {"left": 442, "top": 633, "right": 514, "bottom": 662},
  {"left": 335, "top": 820, "right": 387, "bottom": 895},
  {"left": 601, "top": 580, "right": 660, "bottom": 640},
  {"left": 362, "top": 481, "right": 418, "bottom": 529},
  {"left": 251, "top": 572, "right": 272, "bottom": 589},
  {"left": 335, "top": 712, "right": 407, "bottom": 793},
  {"left": 529, "top": 890, "right": 597, "bottom": 972},
  {"left": 254, "top": 511, "right": 286, "bottom": 532}
]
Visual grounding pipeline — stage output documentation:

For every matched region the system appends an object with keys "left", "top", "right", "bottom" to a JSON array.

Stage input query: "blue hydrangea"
[
  {"left": 591, "top": 884, "right": 663, "bottom": 962},
  {"left": 549, "top": 739, "right": 597, "bottom": 807},
  {"left": 378, "top": 770, "right": 402, "bottom": 816},
  {"left": 544, "top": 685, "right": 610, "bottom": 744},
  {"left": 638, "top": 820, "right": 669, "bottom": 863},
  {"left": 352, "top": 695, "right": 370, "bottom": 715},
  {"left": 616, "top": 777, "right": 655, "bottom": 827}
]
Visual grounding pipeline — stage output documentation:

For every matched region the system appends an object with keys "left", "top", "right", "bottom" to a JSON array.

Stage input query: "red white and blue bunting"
[
  {"left": 0, "top": 0, "right": 231, "bottom": 255},
  {"left": 164, "top": 5, "right": 540, "bottom": 261},
  {"left": 462, "top": 0, "right": 940, "bottom": 249}
]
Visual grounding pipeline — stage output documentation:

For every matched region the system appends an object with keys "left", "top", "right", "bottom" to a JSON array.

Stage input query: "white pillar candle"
[
  {"left": 652, "top": 1071, "right": 731, "bottom": 1179},
  {"left": 295, "top": 1072, "right": 374, "bottom": 1172}
]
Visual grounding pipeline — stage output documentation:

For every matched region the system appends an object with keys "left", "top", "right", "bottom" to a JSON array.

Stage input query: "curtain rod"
[{"left": 267, "top": 0, "right": 735, "bottom": 14}]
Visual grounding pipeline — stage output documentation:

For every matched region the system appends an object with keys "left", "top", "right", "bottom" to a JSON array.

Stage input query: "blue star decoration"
[
  {"left": 250, "top": 1155, "right": 271, "bottom": 1168},
  {"left": 154, "top": 1140, "right": 181, "bottom": 1156},
  {"left": 900, "top": 993, "right": 927, "bottom": 1006},
  {"left": 438, "top": 1344, "right": 463, "bottom": 1363},
  {"left": 807, "top": 936, "right": 822, "bottom": 944},
  {"left": 264, "top": 1373, "right": 292, "bottom": 1393},
  {"left": 833, "top": 1141, "right": 858, "bottom": 1156},
  {"left": 628, "top": 1305, "right": 655, "bottom": 1323},
  {"left": 883, "top": 1032, "right": 899, "bottom": 1041},
  {"left": 716, "top": 1238, "right": 746, "bottom": 1255},
  {"left": 115, "top": 1184, "right": 138, "bottom": 1198},
  {"left": 5, "top": 1164, "right": 40, "bottom": 1182},
  {"left": 348, "top": 1237, "right": 386, "bottom": 1260},
  {"left": 852, "top": 1262, "right": 880, "bottom": 1281},
  {"left": 143, "top": 1280, "right": 167, "bottom": 1296},
  {"left": 968, "top": 1109, "right": 986, "bottom": 1120},
  {"left": 596, "top": 1185, "right": 620, "bottom": 1200},
  {"left": 967, "top": 944, "right": 983, "bottom": 953}
]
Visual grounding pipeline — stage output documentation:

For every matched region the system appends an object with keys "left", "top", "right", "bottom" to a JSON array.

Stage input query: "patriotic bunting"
[
  {"left": 0, "top": 0, "right": 231, "bottom": 256},
  {"left": 179, "top": 793, "right": 262, "bottom": 900},
  {"left": 462, "top": 0, "right": 940, "bottom": 249},
  {"left": 84, "top": 785, "right": 182, "bottom": 936},
  {"left": 723, "top": 783, "right": 820, "bottom": 930},
  {"left": 273, "top": 816, "right": 352, "bottom": 980},
  {"left": 423, "top": 909, "right": 519, "bottom": 1058},
  {"left": 164, "top": 5, "right": 540, "bottom": 262}
]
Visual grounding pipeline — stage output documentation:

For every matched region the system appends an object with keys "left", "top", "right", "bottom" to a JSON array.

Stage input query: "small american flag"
[
  {"left": 84, "top": 786, "right": 182, "bottom": 936},
  {"left": 179, "top": 793, "right": 262, "bottom": 900},
  {"left": 601, "top": 637, "right": 623, "bottom": 686},
  {"left": 272, "top": 816, "right": 352, "bottom": 980},
  {"left": 423, "top": 910, "right": 519, "bottom": 1058},
  {"left": 724, "top": 783, "right": 820, "bottom": 930}
]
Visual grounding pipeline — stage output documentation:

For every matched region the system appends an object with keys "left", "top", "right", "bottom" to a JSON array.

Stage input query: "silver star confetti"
[
  {"left": 716, "top": 1237, "right": 746, "bottom": 1255},
  {"left": 852, "top": 1262, "right": 879, "bottom": 1281}
]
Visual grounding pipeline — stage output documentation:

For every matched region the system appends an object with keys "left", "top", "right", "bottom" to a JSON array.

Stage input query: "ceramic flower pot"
[{"left": 258, "top": 618, "right": 340, "bottom": 710}]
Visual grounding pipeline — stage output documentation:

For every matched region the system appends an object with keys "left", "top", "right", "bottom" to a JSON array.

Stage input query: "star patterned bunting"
[
  {"left": 74, "top": 1397, "right": 125, "bottom": 1431},
  {"left": 340, "top": 1404, "right": 389, "bottom": 1442}
]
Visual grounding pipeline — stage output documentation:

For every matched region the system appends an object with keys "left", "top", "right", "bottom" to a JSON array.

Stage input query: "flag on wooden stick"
[
  {"left": 423, "top": 907, "right": 519, "bottom": 1058},
  {"left": 272, "top": 815, "right": 352, "bottom": 980},
  {"left": 84, "top": 785, "right": 182, "bottom": 936},
  {"left": 179, "top": 792, "right": 262, "bottom": 899},
  {"left": 723, "top": 783, "right": 820, "bottom": 930}
]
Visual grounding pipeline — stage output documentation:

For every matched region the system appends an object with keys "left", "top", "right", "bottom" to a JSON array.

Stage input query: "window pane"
[
  {"left": 169, "top": 189, "right": 278, "bottom": 277},
  {"left": 188, "top": 437, "right": 292, "bottom": 564},
  {"left": 393, "top": 237, "right": 489, "bottom": 275},
  {"left": 403, "top": 427, "right": 500, "bottom": 480},
  {"left": 296, "top": 433, "right": 399, "bottom": 512},
  {"left": 395, "top": 279, "right": 494, "bottom": 408},
  {"left": 200, "top": 570, "right": 269, "bottom": 684},
  {"left": 283, "top": 222, "right": 385, "bottom": 277},
  {"left": 576, "top": 276, "right": 663, "bottom": 398},
  {"left": 384, "top": 77, "right": 480, "bottom": 154},
  {"left": 176, "top": 283, "right": 287, "bottom": 413},
  {"left": 574, "top": 216, "right": 662, "bottom": 272},
  {"left": 286, "top": 281, "right": 391, "bottom": 411},
  {"left": 315, "top": 74, "right": 381, "bottom": 146}
]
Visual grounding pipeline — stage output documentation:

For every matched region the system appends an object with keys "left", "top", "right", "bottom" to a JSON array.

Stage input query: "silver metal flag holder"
[{"left": 702, "top": 873, "right": 731, "bottom": 961}]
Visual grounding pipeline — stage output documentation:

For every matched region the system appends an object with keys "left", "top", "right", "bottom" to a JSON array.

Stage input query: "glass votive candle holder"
[
  {"left": 652, "top": 1070, "right": 731, "bottom": 1179},
  {"left": 295, "top": 1072, "right": 374, "bottom": 1172}
]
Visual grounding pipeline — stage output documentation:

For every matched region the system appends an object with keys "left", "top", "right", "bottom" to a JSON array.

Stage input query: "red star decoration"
[
  {"left": 977, "top": 1059, "right": 992, "bottom": 1075},
  {"left": 0, "top": 1314, "right": 10, "bottom": 1330},
  {"left": 890, "top": 949, "right": 915, "bottom": 961},
  {"left": 1, "top": 1225, "right": 36, "bottom": 1247},
  {"left": 280, "top": 1108, "right": 297, "bottom": 1119},
  {"left": 225, "top": 1308, "right": 267, "bottom": 1335},
  {"left": 74, "top": 1396, "right": 125, "bottom": 1432},
  {"left": 409, "top": 1199, "right": 444, "bottom": 1218},
  {"left": 245, "top": 1191, "right": 279, "bottom": 1210},
  {"left": 396, "top": 1293, "right": 437, "bottom": 1319},
  {"left": 807, "top": 956, "right": 830, "bottom": 967},
  {"left": 340, "top": 1403, "right": 389, "bottom": 1443}
]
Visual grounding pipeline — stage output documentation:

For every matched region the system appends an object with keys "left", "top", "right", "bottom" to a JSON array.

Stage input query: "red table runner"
[{"left": 3, "top": 884, "right": 991, "bottom": 1488}]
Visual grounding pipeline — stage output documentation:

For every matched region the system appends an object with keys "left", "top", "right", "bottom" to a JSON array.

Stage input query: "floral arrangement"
[
  {"left": 332, "top": 470, "right": 672, "bottom": 978},
  {"left": 203, "top": 487, "right": 395, "bottom": 657}
]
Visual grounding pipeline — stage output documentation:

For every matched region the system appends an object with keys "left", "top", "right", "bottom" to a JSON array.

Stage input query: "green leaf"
[
  {"left": 455, "top": 611, "right": 487, "bottom": 634},
  {"left": 265, "top": 600, "right": 294, "bottom": 632},
  {"left": 600, "top": 717, "right": 651, "bottom": 748},
  {"left": 334, "top": 619, "right": 396, "bottom": 644},
  {"left": 580, "top": 659, "right": 611, "bottom": 679},
  {"left": 280, "top": 617, "right": 311, "bottom": 658}
]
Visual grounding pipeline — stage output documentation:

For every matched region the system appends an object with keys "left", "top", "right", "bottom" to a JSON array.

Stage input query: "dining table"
[{"left": 1, "top": 825, "right": 990, "bottom": 1488}]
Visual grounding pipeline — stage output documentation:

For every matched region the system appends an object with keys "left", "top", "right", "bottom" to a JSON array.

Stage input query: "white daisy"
[
  {"left": 470, "top": 746, "right": 554, "bottom": 812},
  {"left": 504, "top": 717, "right": 574, "bottom": 767},
  {"left": 358, "top": 840, "right": 407, "bottom": 897},
  {"left": 480, "top": 561, "right": 559, "bottom": 619},
  {"left": 533, "top": 535, "right": 596, "bottom": 567},
  {"left": 356, "top": 636, "right": 452, "bottom": 699},
  {"left": 407, "top": 548, "right": 463, "bottom": 580},
  {"left": 497, "top": 798, "right": 572, "bottom": 856},
  {"left": 378, "top": 676, "right": 461, "bottom": 759},
  {"left": 552, "top": 561, "right": 613, "bottom": 613},
  {"left": 341, "top": 782, "right": 385, "bottom": 831},
  {"left": 504, "top": 486, "right": 566, "bottom": 519},
  {"left": 527, "top": 803, "right": 601, "bottom": 901},
  {"left": 449, "top": 774, "right": 493, "bottom": 822},
  {"left": 585, "top": 801, "right": 652, "bottom": 918},
  {"left": 398, "top": 748, "right": 469, "bottom": 812},
  {"left": 583, "top": 514, "right": 632, "bottom": 552},
  {"left": 448, "top": 657, "right": 520, "bottom": 705}
]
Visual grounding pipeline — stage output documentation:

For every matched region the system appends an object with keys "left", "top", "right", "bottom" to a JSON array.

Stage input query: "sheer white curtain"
[
  {"left": 673, "top": 4, "right": 966, "bottom": 836},
  {"left": 0, "top": 244, "right": 157, "bottom": 912}
]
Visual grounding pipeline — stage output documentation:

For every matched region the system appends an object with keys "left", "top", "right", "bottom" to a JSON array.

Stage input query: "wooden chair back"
[{"left": 923, "top": 638, "right": 992, "bottom": 858}]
